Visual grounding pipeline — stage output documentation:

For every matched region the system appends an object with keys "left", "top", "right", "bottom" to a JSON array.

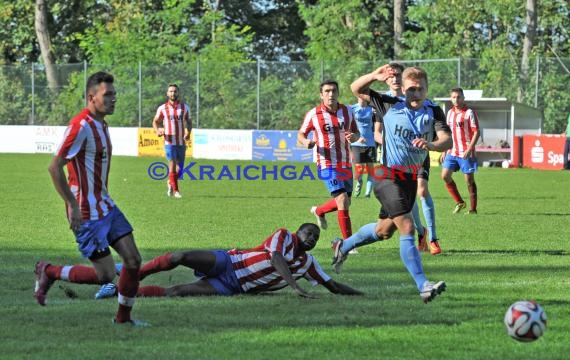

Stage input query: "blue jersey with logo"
[{"left": 380, "top": 101, "right": 448, "bottom": 172}]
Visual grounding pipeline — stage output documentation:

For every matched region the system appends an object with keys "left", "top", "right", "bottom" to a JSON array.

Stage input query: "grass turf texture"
[{"left": 1, "top": 153, "right": 569, "bottom": 359}]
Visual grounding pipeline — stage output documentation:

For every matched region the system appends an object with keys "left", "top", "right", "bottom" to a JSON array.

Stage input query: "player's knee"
[
  {"left": 376, "top": 228, "right": 394, "bottom": 240},
  {"left": 122, "top": 254, "right": 142, "bottom": 269}
]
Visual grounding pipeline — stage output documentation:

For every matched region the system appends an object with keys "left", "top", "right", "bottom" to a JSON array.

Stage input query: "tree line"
[{"left": 0, "top": 0, "right": 568, "bottom": 132}]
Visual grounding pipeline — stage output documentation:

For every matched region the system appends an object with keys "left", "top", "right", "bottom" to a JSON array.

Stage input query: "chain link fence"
[{"left": 1, "top": 57, "right": 568, "bottom": 132}]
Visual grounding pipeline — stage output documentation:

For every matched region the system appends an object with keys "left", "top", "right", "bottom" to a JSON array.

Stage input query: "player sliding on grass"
[
  {"left": 116, "top": 223, "right": 362, "bottom": 298},
  {"left": 331, "top": 66, "right": 452, "bottom": 304}
]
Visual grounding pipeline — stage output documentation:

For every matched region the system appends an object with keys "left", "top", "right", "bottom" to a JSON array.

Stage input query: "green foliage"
[
  {"left": 2, "top": 154, "right": 570, "bottom": 359},
  {"left": 0, "top": 0, "right": 569, "bottom": 130}
]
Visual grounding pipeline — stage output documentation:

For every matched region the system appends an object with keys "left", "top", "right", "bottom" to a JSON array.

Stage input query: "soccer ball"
[{"left": 504, "top": 300, "right": 547, "bottom": 342}]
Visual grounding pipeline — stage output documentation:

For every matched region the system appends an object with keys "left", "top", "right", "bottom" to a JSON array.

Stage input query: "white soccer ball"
[{"left": 504, "top": 300, "right": 547, "bottom": 342}]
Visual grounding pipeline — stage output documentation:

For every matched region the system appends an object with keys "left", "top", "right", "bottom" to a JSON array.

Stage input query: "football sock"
[
  {"left": 468, "top": 183, "right": 478, "bottom": 211},
  {"left": 140, "top": 253, "right": 174, "bottom": 279},
  {"left": 365, "top": 175, "right": 373, "bottom": 196},
  {"left": 445, "top": 180, "right": 464, "bottom": 204},
  {"left": 45, "top": 264, "right": 62, "bottom": 279},
  {"left": 116, "top": 266, "right": 140, "bottom": 323},
  {"left": 169, "top": 170, "right": 179, "bottom": 192},
  {"left": 421, "top": 195, "right": 437, "bottom": 240},
  {"left": 137, "top": 286, "right": 167, "bottom": 297},
  {"left": 61, "top": 265, "right": 100, "bottom": 283},
  {"left": 411, "top": 202, "right": 425, "bottom": 236},
  {"left": 316, "top": 198, "right": 337, "bottom": 215},
  {"left": 337, "top": 210, "right": 352, "bottom": 239},
  {"left": 340, "top": 222, "right": 379, "bottom": 254},
  {"left": 399, "top": 234, "right": 427, "bottom": 290}
]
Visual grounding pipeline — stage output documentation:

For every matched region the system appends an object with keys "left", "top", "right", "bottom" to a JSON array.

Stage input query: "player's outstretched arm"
[
  {"left": 322, "top": 279, "right": 363, "bottom": 295},
  {"left": 270, "top": 251, "right": 316, "bottom": 298}
]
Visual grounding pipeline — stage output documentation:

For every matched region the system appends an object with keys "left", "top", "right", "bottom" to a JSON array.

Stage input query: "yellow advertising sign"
[
  {"left": 137, "top": 128, "right": 193, "bottom": 158},
  {"left": 429, "top": 151, "right": 443, "bottom": 167}
]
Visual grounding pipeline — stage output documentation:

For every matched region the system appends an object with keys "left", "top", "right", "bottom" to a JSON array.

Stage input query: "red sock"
[
  {"left": 337, "top": 210, "right": 352, "bottom": 239},
  {"left": 68, "top": 265, "right": 99, "bottom": 283},
  {"left": 45, "top": 265, "right": 99, "bottom": 284},
  {"left": 445, "top": 181, "right": 464, "bottom": 204},
  {"left": 316, "top": 198, "right": 338, "bottom": 216},
  {"left": 467, "top": 183, "right": 477, "bottom": 211},
  {"left": 45, "top": 265, "right": 63, "bottom": 279},
  {"left": 169, "top": 171, "right": 179, "bottom": 192},
  {"left": 140, "top": 253, "right": 174, "bottom": 279},
  {"left": 138, "top": 286, "right": 167, "bottom": 297},
  {"left": 116, "top": 266, "right": 139, "bottom": 323}
]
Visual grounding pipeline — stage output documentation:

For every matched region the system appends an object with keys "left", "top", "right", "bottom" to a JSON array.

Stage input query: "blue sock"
[
  {"left": 340, "top": 223, "right": 379, "bottom": 254},
  {"left": 411, "top": 201, "right": 425, "bottom": 235},
  {"left": 365, "top": 175, "right": 373, "bottom": 196},
  {"left": 400, "top": 234, "right": 427, "bottom": 290},
  {"left": 421, "top": 195, "right": 437, "bottom": 240}
]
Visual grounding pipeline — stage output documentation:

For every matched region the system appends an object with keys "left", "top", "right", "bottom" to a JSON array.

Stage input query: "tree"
[
  {"left": 393, "top": 0, "right": 405, "bottom": 58},
  {"left": 35, "top": 0, "right": 60, "bottom": 93},
  {"left": 518, "top": 0, "right": 537, "bottom": 102}
]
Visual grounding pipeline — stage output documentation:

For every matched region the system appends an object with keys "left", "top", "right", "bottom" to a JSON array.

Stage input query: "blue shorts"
[
  {"left": 73, "top": 206, "right": 133, "bottom": 258},
  {"left": 318, "top": 167, "right": 354, "bottom": 195},
  {"left": 442, "top": 155, "right": 478, "bottom": 174},
  {"left": 164, "top": 144, "right": 186, "bottom": 162},
  {"left": 194, "top": 250, "right": 242, "bottom": 296}
]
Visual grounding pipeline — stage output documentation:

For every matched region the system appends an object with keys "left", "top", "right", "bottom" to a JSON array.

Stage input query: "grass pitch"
[{"left": 0, "top": 154, "right": 569, "bottom": 359}]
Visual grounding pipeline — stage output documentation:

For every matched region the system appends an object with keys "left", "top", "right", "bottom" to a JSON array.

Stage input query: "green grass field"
[{"left": 1, "top": 153, "right": 569, "bottom": 359}]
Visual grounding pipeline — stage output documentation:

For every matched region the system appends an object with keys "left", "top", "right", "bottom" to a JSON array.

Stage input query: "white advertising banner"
[
  {"left": 0, "top": 125, "right": 139, "bottom": 156},
  {"left": 192, "top": 129, "right": 253, "bottom": 160},
  {"left": 0, "top": 126, "right": 38, "bottom": 153}
]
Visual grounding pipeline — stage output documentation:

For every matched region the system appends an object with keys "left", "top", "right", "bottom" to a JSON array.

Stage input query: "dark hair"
[
  {"left": 389, "top": 62, "right": 405, "bottom": 73},
  {"left": 319, "top": 79, "right": 339, "bottom": 93},
  {"left": 298, "top": 223, "right": 320, "bottom": 234},
  {"left": 86, "top": 71, "right": 114, "bottom": 94},
  {"left": 168, "top": 83, "right": 179, "bottom": 90},
  {"left": 450, "top": 87, "right": 464, "bottom": 95}
]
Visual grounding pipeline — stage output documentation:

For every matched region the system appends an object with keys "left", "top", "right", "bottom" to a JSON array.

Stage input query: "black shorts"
[
  {"left": 417, "top": 156, "right": 431, "bottom": 180},
  {"left": 373, "top": 171, "right": 418, "bottom": 219},
  {"left": 351, "top": 146, "right": 376, "bottom": 163}
]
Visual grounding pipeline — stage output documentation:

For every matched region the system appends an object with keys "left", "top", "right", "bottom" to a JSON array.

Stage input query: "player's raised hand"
[{"left": 372, "top": 64, "right": 396, "bottom": 83}]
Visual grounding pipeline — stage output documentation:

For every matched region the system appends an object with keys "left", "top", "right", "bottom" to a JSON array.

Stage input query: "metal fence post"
[
  {"left": 83, "top": 60, "right": 88, "bottom": 106},
  {"left": 256, "top": 58, "right": 260, "bottom": 130},
  {"left": 196, "top": 59, "right": 200, "bottom": 129},
  {"left": 31, "top": 63, "right": 35, "bottom": 125},
  {"left": 457, "top": 57, "right": 461, "bottom": 87},
  {"left": 138, "top": 61, "right": 142, "bottom": 127},
  {"left": 534, "top": 54, "right": 539, "bottom": 109}
]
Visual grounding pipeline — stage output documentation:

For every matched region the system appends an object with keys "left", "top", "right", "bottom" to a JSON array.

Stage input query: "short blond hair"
[{"left": 402, "top": 67, "right": 428, "bottom": 88}]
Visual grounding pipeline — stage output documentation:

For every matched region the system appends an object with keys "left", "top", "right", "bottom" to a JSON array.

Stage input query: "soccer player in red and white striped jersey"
[
  {"left": 441, "top": 87, "right": 480, "bottom": 214},
  {"left": 132, "top": 223, "right": 362, "bottom": 298},
  {"left": 153, "top": 84, "right": 192, "bottom": 198},
  {"left": 297, "top": 80, "right": 359, "bottom": 240},
  {"left": 38, "top": 71, "right": 147, "bottom": 326}
]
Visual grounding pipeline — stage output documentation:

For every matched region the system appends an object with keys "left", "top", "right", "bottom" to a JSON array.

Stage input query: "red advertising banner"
[{"left": 522, "top": 134, "right": 565, "bottom": 170}]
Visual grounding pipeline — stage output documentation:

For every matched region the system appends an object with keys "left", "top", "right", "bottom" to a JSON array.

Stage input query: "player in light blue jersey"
[
  {"left": 358, "top": 63, "right": 442, "bottom": 255},
  {"left": 350, "top": 97, "right": 377, "bottom": 198},
  {"left": 335, "top": 66, "right": 452, "bottom": 303}
]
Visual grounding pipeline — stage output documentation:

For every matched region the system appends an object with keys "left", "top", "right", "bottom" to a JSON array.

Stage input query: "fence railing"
[{"left": 0, "top": 57, "right": 568, "bottom": 132}]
